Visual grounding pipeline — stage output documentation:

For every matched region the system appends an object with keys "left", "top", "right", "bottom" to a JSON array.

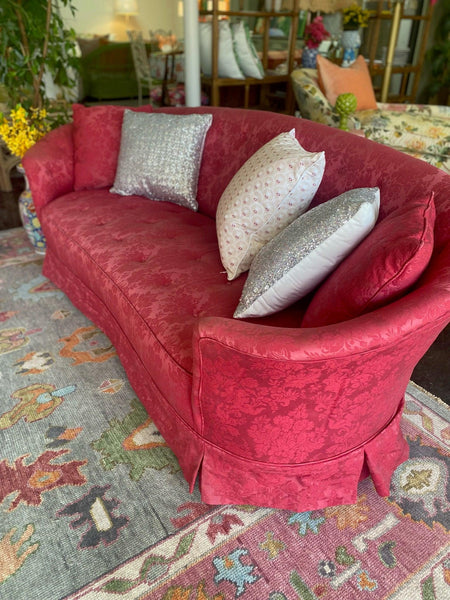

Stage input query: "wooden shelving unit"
[
  {"left": 200, "top": 0, "right": 301, "bottom": 113},
  {"left": 363, "top": 0, "right": 434, "bottom": 103}
]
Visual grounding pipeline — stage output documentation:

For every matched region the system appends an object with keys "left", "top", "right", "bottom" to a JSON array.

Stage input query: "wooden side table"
[{"left": 153, "top": 49, "right": 184, "bottom": 107}]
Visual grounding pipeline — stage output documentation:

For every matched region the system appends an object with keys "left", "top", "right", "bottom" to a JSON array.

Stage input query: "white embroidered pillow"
[{"left": 216, "top": 130, "right": 325, "bottom": 280}]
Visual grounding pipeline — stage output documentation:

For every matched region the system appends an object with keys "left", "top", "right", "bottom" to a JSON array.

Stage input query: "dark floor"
[
  {"left": 2, "top": 168, "right": 449, "bottom": 405},
  {"left": 411, "top": 325, "right": 449, "bottom": 404},
  {"left": 0, "top": 168, "right": 22, "bottom": 230}
]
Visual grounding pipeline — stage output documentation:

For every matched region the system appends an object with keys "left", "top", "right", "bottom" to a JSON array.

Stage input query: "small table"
[{"left": 152, "top": 49, "right": 184, "bottom": 107}]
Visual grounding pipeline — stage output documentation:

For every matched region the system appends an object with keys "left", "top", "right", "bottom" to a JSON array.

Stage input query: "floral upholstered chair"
[{"left": 291, "top": 67, "right": 450, "bottom": 172}]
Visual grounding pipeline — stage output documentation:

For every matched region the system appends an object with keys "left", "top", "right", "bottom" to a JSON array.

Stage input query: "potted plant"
[
  {"left": 342, "top": 2, "right": 370, "bottom": 30},
  {"left": 0, "top": 106, "right": 50, "bottom": 159},
  {"left": 425, "top": 11, "right": 450, "bottom": 105},
  {"left": 0, "top": 105, "right": 50, "bottom": 253},
  {"left": 0, "top": 1, "right": 79, "bottom": 251},
  {"left": 301, "top": 15, "right": 330, "bottom": 69},
  {"left": 0, "top": 0, "right": 79, "bottom": 111}
]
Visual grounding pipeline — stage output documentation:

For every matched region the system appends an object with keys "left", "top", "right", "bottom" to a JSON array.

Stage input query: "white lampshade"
[{"left": 116, "top": 0, "right": 138, "bottom": 16}]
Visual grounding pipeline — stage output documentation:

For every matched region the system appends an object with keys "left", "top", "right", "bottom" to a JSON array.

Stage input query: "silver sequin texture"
[
  {"left": 111, "top": 111, "right": 213, "bottom": 211},
  {"left": 234, "top": 188, "right": 380, "bottom": 317}
]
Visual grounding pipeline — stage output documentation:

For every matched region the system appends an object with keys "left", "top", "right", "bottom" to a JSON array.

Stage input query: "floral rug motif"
[{"left": 0, "top": 228, "right": 449, "bottom": 600}]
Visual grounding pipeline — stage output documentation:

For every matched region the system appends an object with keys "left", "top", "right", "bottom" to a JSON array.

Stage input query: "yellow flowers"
[
  {"left": 0, "top": 105, "right": 50, "bottom": 158},
  {"left": 342, "top": 3, "right": 371, "bottom": 29}
]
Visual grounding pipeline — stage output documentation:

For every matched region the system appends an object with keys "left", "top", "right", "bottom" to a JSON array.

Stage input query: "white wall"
[{"left": 61, "top": 0, "right": 183, "bottom": 41}]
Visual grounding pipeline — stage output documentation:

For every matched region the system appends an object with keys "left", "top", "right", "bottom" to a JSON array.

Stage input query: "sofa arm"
[
  {"left": 357, "top": 106, "right": 450, "bottom": 171},
  {"left": 22, "top": 123, "right": 75, "bottom": 220},
  {"left": 291, "top": 68, "right": 361, "bottom": 129},
  {"left": 377, "top": 102, "right": 450, "bottom": 119},
  {"left": 191, "top": 283, "right": 449, "bottom": 466}
]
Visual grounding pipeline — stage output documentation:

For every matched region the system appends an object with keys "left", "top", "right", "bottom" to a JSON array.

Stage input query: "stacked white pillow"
[
  {"left": 199, "top": 21, "right": 244, "bottom": 78},
  {"left": 199, "top": 20, "right": 264, "bottom": 79},
  {"left": 231, "top": 21, "right": 264, "bottom": 79},
  {"left": 215, "top": 129, "right": 381, "bottom": 318}
]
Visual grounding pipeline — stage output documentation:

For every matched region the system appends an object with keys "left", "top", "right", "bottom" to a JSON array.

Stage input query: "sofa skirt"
[
  {"left": 42, "top": 246, "right": 409, "bottom": 512},
  {"left": 197, "top": 399, "right": 408, "bottom": 511}
]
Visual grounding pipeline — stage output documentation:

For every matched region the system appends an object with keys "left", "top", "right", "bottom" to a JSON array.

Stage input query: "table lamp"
[{"left": 116, "top": 0, "right": 138, "bottom": 23}]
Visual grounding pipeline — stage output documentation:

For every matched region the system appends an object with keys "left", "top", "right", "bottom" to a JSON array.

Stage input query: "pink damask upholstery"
[
  {"left": 72, "top": 103, "right": 154, "bottom": 190},
  {"left": 23, "top": 106, "right": 450, "bottom": 511}
]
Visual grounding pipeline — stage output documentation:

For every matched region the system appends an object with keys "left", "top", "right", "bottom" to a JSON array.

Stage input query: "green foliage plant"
[
  {"left": 0, "top": 0, "right": 79, "bottom": 112},
  {"left": 426, "top": 11, "right": 450, "bottom": 102}
]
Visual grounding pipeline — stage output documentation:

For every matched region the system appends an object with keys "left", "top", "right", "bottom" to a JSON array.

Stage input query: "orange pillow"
[{"left": 316, "top": 55, "right": 378, "bottom": 111}]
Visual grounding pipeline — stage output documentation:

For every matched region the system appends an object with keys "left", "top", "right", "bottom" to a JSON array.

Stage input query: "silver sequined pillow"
[
  {"left": 234, "top": 188, "right": 380, "bottom": 319},
  {"left": 111, "top": 111, "right": 213, "bottom": 211}
]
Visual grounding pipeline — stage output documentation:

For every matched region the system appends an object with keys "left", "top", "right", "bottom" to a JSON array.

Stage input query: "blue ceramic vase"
[
  {"left": 301, "top": 47, "right": 319, "bottom": 69},
  {"left": 341, "top": 29, "right": 361, "bottom": 67},
  {"left": 17, "top": 165, "right": 46, "bottom": 255}
]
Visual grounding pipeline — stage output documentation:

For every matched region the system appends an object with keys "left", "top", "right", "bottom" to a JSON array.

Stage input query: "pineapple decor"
[{"left": 335, "top": 93, "right": 358, "bottom": 131}]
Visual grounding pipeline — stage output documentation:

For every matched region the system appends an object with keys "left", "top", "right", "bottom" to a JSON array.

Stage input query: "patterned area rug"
[{"left": 1, "top": 227, "right": 449, "bottom": 600}]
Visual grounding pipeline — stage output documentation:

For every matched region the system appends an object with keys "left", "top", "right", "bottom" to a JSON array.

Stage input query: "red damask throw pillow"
[
  {"left": 72, "top": 103, "right": 153, "bottom": 191},
  {"left": 302, "top": 192, "right": 435, "bottom": 327}
]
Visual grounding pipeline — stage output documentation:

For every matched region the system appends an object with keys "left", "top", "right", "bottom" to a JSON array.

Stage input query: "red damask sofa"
[{"left": 23, "top": 105, "right": 450, "bottom": 512}]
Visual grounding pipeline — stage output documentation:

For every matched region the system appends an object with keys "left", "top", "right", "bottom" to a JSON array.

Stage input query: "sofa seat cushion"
[
  {"left": 41, "top": 190, "right": 304, "bottom": 421},
  {"left": 356, "top": 106, "right": 450, "bottom": 171}
]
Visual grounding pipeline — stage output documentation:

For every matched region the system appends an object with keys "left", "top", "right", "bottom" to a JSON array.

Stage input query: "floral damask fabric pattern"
[
  {"left": 23, "top": 105, "right": 450, "bottom": 512},
  {"left": 1, "top": 229, "right": 449, "bottom": 600},
  {"left": 72, "top": 103, "right": 155, "bottom": 191},
  {"left": 291, "top": 69, "right": 450, "bottom": 172}
]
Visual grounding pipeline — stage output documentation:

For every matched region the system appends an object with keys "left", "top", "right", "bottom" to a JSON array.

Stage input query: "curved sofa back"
[
  {"left": 24, "top": 105, "right": 450, "bottom": 253},
  {"left": 155, "top": 106, "right": 450, "bottom": 253}
]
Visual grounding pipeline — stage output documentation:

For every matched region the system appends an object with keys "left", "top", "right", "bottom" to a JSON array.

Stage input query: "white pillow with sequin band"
[
  {"left": 216, "top": 129, "right": 325, "bottom": 280},
  {"left": 234, "top": 187, "right": 380, "bottom": 318},
  {"left": 111, "top": 111, "right": 213, "bottom": 211},
  {"left": 199, "top": 21, "right": 245, "bottom": 79},
  {"left": 232, "top": 21, "right": 264, "bottom": 79}
]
